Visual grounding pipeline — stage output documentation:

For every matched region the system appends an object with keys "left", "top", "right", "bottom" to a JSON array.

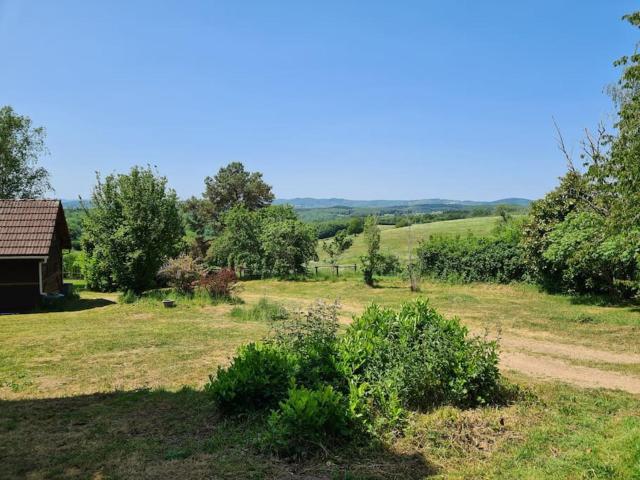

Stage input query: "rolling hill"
[{"left": 317, "top": 215, "right": 503, "bottom": 265}]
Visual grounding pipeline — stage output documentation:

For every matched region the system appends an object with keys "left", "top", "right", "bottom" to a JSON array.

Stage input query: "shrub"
[
  {"left": 346, "top": 217, "right": 365, "bottom": 235},
  {"left": 542, "top": 212, "right": 639, "bottom": 297},
  {"left": 416, "top": 234, "right": 525, "bottom": 283},
  {"left": 339, "top": 300, "right": 501, "bottom": 418},
  {"left": 376, "top": 253, "right": 401, "bottom": 275},
  {"left": 158, "top": 254, "right": 203, "bottom": 294},
  {"left": 198, "top": 268, "right": 238, "bottom": 298},
  {"left": 265, "top": 385, "right": 355, "bottom": 457},
  {"left": 206, "top": 343, "right": 297, "bottom": 413},
  {"left": 270, "top": 301, "right": 343, "bottom": 389}
]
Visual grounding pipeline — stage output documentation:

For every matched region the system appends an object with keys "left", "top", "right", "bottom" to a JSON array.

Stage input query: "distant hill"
[{"left": 274, "top": 197, "right": 531, "bottom": 209}]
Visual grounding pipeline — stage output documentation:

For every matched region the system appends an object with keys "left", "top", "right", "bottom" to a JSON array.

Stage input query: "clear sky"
[{"left": 1, "top": 1, "right": 637, "bottom": 201}]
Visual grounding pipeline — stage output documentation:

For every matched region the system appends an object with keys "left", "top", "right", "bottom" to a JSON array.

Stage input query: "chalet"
[{"left": 0, "top": 200, "right": 71, "bottom": 311}]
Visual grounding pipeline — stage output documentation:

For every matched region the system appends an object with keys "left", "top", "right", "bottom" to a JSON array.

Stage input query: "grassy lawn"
[
  {"left": 318, "top": 216, "right": 501, "bottom": 264},
  {"left": 1, "top": 277, "right": 640, "bottom": 478}
]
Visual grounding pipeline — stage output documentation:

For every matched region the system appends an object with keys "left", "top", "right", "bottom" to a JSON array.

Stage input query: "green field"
[
  {"left": 318, "top": 216, "right": 501, "bottom": 264},
  {"left": 2, "top": 275, "right": 640, "bottom": 479}
]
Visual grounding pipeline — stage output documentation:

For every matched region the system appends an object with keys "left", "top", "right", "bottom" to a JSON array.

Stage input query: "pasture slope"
[{"left": 317, "top": 216, "right": 501, "bottom": 264}]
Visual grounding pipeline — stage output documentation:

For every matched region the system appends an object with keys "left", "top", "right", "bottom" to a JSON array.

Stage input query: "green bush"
[
  {"left": 339, "top": 300, "right": 500, "bottom": 419},
  {"left": 376, "top": 253, "right": 401, "bottom": 275},
  {"left": 269, "top": 301, "right": 344, "bottom": 390},
  {"left": 346, "top": 217, "right": 365, "bottom": 235},
  {"left": 206, "top": 343, "right": 297, "bottom": 413},
  {"left": 416, "top": 234, "right": 525, "bottom": 283},
  {"left": 542, "top": 212, "right": 639, "bottom": 297},
  {"left": 265, "top": 385, "right": 356, "bottom": 457},
  {"left": 209, "top": 299, "right": 502, "bottom": 455}
]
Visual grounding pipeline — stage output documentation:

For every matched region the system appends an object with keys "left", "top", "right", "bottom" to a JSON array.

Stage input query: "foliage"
[
  {"left": 158, "top": 254, "right": 204, "bottom": 294},
  {"left": 269, "top": 301, "right": 343, "bottom": 389},
  {"left": 543, "top": 212, "right": 638, "bottom": 297},
  {"left": 376, "top": 253, "right": 401, "bottom": 276},
  {"left": 520, "top": 171, "right": 588, "bottom": 290},
  {"left": 208, "top": 205, "right": 317, "bottom": 278},
  {"left": 315, "top": 220, "right": 350, "bottom": 239},
  {"left": 417, "top": 233, "right": 525, "bottom": 284},
  {"left": 63, "top": 250, "right": 85, "bottom": 279},
  {"left": 338, "top": 300, "right": 501, "bottom": 425},
  {"left": 205, "top": 161, "right": 275, "bottom": 213},
  {"left": 81, "top": 166, "right": 184, "bottom": 293},
  {"left": 347, "top": 216, "right": 365, "bottom": 235},
  {"left": 265, "top": 386, "right": 356, "bottom": 457},
  {"left": 183, "top": 162, "right": 274, "bottom": 258},
  {"left": 198, "top": 268, "right": 238, "bottom": 298},
  {"left": 360, "top": 216, "right": 381, "bottom": 286},
  {"left": 65, "top": 208, "right": 86, "bottom": 250},
  {"left": 322, "top": 230, "right": 353, "bottom": 264},
  {"left": 261, "top": 219, "right": 318, "bottom": 277},
  {"left": 519, "top": 13, "right": 640, "bottom": 298},
  {"left": 206, "top": 342, "right": 297, "bottom": 414},
  {"left": 0, "top": 105, "right": 51, "bottom": 199},
  {"left": 209, "top": 298, "right": 502, "bottom": 456},
  {"left": 208, "top": 206, "right": 263, "bottom": 274}
]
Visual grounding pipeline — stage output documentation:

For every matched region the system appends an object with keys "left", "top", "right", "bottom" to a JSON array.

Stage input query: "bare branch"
[{"left": 552, "top": 117, "right": 576, "bottom": 172}]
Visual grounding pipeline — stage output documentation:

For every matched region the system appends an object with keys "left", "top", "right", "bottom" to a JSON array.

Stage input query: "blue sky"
[{"left": 1, "top": 1, "right": 637, "bottom": 201}]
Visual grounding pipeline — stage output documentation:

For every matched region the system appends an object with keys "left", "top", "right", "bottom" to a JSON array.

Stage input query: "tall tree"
[
  {"left": 0, "top": 106, "right": 51, "bottom": 199},
  {"left": 360, "top": 216, "right": 381, "bottom": 287},
  {"left": 204, "top": 162, "right": 275, "bottom": 213},
  {"left": 82, "top": 166, "right": 184, "bottom": 293}
]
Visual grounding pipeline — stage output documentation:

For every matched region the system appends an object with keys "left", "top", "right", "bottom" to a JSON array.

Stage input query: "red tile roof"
[{"left": 0, "top": 200, "right": 71, "bottom": 256}]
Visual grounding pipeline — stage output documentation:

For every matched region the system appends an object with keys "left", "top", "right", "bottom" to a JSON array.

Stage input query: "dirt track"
[{"left": 497, "top": 331, "right": 640, "bottom": 394}]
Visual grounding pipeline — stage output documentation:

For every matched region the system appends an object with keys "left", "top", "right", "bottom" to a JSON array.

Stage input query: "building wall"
[
  {"left": 0, "top": 259, "right": 41, "bottom": 311},
  {"left": 43, "top": 232, "right": 63, "bottom": 294}
]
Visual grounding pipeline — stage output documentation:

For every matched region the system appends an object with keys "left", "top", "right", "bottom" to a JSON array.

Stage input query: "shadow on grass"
[
  {"left": 567, "top": 293, "right": 639, "bottom": 309},
  {"left": 0, "top": 388, "right": 437, "bottom": 480},
  {"left": 39, "top": 297, "right": 116, "bottom": 313}
]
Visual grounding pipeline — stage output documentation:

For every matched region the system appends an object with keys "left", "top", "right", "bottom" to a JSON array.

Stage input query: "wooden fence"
[{"left": 312, "top": 264, "right": 357, "bottom": 276}]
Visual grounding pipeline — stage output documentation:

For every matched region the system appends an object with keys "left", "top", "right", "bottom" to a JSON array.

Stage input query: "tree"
[
  {"left": 82, "top": 166, "right": 184, "bottom": 293},
  {"left": 205, "top": 162, "right": 275, "bottom": 213},
  {"left": 322, "top": 230, "right": 353, "bottom": 265},
  {"left": 521, "top": 170, "right": 589, "bottom": 290},
  {"left": 360, "top": 216, "right": 381, "bottom": 286},
  {"left": 207, "top": 204, "right": 317, "bottom": 278},
  {"left": 261, "top": 220, "right": 318, "bottom": 277},
  {"left": 347, "top": 217, "right": 365, "bottom": 235},
  {"left": 0, "top": 106, "right": 51, "bottom": 199},
  {"left": 208, "top": 206, "right": 263, "bottom": 274}
]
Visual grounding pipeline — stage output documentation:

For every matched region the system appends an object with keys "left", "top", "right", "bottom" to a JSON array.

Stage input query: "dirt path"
[
  {"left": 496, "top": 331, "right": 640, "bottom": 394},
  {"left": 500, "top": 352, "right": 640, "bottom": 394}
]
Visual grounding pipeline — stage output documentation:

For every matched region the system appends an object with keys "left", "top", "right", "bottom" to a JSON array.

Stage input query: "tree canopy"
[
  {"left": 205, "top": 162, "right": 275, "bottom": 213},
  {"left": 82, "top": 166, "right": 184, "bottom": 293},
  {"left": 0, "top": 105, "right": 51, "bottom": 199}
]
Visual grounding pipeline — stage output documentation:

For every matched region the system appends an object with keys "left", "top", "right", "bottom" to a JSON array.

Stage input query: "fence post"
[
  {"left": 335, "top": 265, "right": 339, "bottom": 276},
  {"left": 315, "top": 266, "right": 318, "bottom": 275}
]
